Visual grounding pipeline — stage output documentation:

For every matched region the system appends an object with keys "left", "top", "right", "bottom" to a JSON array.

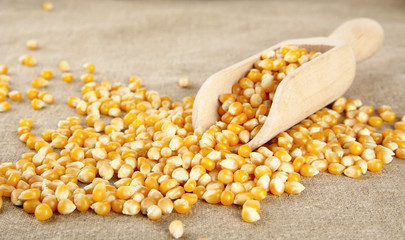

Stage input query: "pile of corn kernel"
[{"left": 0, "top": 43, "right": 404, "bottom": 232}]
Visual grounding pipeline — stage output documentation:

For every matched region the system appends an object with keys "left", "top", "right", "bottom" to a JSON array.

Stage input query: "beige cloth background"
[{"left": 0, "top": 0, "right": 404, "bottom": 239}]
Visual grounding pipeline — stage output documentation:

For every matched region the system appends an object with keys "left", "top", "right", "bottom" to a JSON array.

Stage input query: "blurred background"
[{"left": 0, "top": 0, "right": 404, "bottom": 239}]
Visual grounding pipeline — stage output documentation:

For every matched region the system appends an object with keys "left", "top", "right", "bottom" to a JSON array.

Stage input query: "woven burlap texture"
[{"left": 0, "top": 0, "right": 404, "bottom": 239}]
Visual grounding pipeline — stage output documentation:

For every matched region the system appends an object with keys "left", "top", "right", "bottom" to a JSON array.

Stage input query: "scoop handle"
[{"left": 329, "top": 18, "right": 384, "bottom": 62}]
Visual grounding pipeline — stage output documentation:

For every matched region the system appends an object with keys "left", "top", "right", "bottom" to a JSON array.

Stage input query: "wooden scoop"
[{"left": 192, "top": 18, "right": 384, "bottom": 150}]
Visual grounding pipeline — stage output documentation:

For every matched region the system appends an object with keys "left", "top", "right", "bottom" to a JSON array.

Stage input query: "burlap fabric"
[{"left": 0, "top": 0, "right": 404, "bottom": 239}]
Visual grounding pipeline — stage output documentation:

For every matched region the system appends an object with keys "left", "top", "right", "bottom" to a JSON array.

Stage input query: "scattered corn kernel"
[
  {"left": 8, "top": 91, "right": 23, "bottom": 101},
  {"left": 62, "top": 73, "right": 74, "bottom": 83},
  {"left": 178, "top": 77, "right": 190, "bottom": 88},
  {"left": 83, "top": 63, "right": 95, "bottom": 73},
  {"left": 26, "top": 39, "right": 39, "bottom": 50},
  {"left": 19, "top": 55, "right": 36, "bottom": 67},
  {"left": 0, "top": 64, "right": 8, "bottom": 74},
  {"left": 40, "top": 70, "right": 53, "bottom": 80},
  {"left": 241, "top": 206, "right": 260, "bottom": 223},
  {"left": 80, "top": 74, "right": 93, "bottom": 83},
  {"left": 32, "top": 77, "right": 47, "bottom": 88},
  {"left": 59, "top": 61, "right": 70, "bottom": 72},
  {"left": 42, "top": 1, "right": 53, "bottom": 11},
  {"left": 0, "top": 101, "right": 10, "bottom": 112},
  {"left": 169, "top": 220, "right": 184, "bottom": 239},
  {"left": 31, "top": 99, "right": 45, "bottom": 110}
]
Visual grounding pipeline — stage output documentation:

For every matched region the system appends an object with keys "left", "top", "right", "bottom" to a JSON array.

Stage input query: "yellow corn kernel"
[
  {"left": 169, "top": 220, "right": 184, "bottom": 239},
  {"left": 349, "top": 142, "right": 364, "bottom": 155},
  {"left": 8, "top": 90, "right": 23, "bottom": 101},
  {"left": 284, "top": 49, "right": 301, "bottom": 63},
  {"left": 233, "top": 169, "right": 249, "bottom": 183},
  {"left": 19, "top": 55, "right": 36, "bottom": 66},
  {"left": 160, "top": 179, "right": 179, "bottom": 195},
  {"left": 287, "top": 172, "right": 301, "bottom": 182},
  {"left": 377, "top": 105, "right": 391, "bottom": 114},
  {"left": 32, "top": 77, "right": 47, "bottom": 88},
  {"left": 300, "top": 163, "right": 319, "bottom": 177},
  {"left": 201, "top": 157, "right": 216, "bottom": 171},
  {"left": 158, "top": 197, "right": 173, "bottom": 215},
  {"left": 110, "top": 199, "right": 125, "bottom": 214},
  {"left": 80, "top": 74, "right": 93, "bottom": 83},
  {"left": 0, "top": 92, "right": 6, "bottom": 102},
  {"left": 35, "top": 203, "right": 53, "bottom": 221},
  {"left": 241, "top": 206, "right": 260, "bottom": 223},
  {"left": 121, "top": 199, "right": 140, "bottom": 216},
  {"left": 147, "top": 205, "right": 162, "bottom": 221},
  {"left": 39, "top": 92, "right": 54, "bottom": 104},
  {"left": 91, "top": 202, "right": 111, "bottom": 216},
  {"left": 31, "top": 99, "right": 45, "bottom": 110},
  {"left": 250, "top": 186, "right": 267, "bottom": 200},
  {"left": 26, "top": 89, "right": 39, "bottom": 100},
  {"left": 0, "top": 64, "right": 8, "bottom": 74},
  {"left": 57, "top": 199, "right": 76, "bottom": 215},
  {"left": 73, "top": 193, "right": 90, "bottom": 212},
  {"left": 238, "top": 144, "right": 251, "bottom": 158},
  {"left": 116, "top": 186, "right": 136, "bottom": 200},
  {"left": 327, "top": 163, "right": 345, "bottom": 175},
  {"left": 61, "top": 73, "right": 74, "bottom": 83},
  {"left": 343, "top": 165, "right": 362, "bottom": 179},
  {"left": 184, "top": 179, "right": 196, "bottom": 193},
  {"left": 178, "top": 77, "right": 190, "bottom": 88},
  {"left": 40, "top": 70, "right": 53, "bottom": 80},
  {"left": 270, "top": 177, "right": 284, "bottom": 196},
  {"left": 274, "top": 149, "right": 292, "bottom": 162},
  {"left": 0, "top": 101, "right": 10, "bottom": 112},
  {"left": 26, "top": 39, "right": 39, "bottom": 50},
  {"left": 217, "top": 169, "right": 233, "bottom": 184},
  {"left": 380, "top": 111, "right": 396, "bottom": 122},
  {"left": 42, "top": 1, "right": 53, "bottom": 11},
  {"left": 23, "top": 199, "right": 41, "bottom": 214},
  {"left": 83, "top": 63, "right": 95, "bottom": 73},
  {"left": 92, "top": 182, "right": 106, "bottom": 202},
  {"left": 7, "top": 172, "right": 21, "bottom": 187},
  {"left": 228, "top": 102, "right": 243, "bottom": 116},
  {"left": 173, "top": 199, "right": 191, "bottom": 214},
  {"left": 220, "top": 190, "right": 235, "bottom": 206},
  {"left": 19, "top": 188, "right": 41, "bottom": 200},
  {"left": 306, "top": 139, "right": 326, "bottom": 154},
  {"left": 202, "top": 189, "right": 221, "bottom": 204},
  {"left": 67, "top": 96, "right": 80, "bottom": 108},
  {"left": 396, "top": 148, "right": 405, "bottom": 159},
  {"left": 246, "top": 69, "right": 262, "bottom": 83},
  {"left": 59, "top": 61, "right": 70, "bottom": 72},
  {"left": 394, "top": 121, "right": 405, "bottom": 131},
  {"left": 368, "top": 115, "right": 383, "bottom": 127},
  {"left": 367, "top": 159, "right": 383, "bottom": 172},
  {"left": 284, "top": 181, "right": 305, "bottom": 194}
]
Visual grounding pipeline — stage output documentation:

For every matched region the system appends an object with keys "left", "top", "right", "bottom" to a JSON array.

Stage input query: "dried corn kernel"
[
  {"left": 169, "top": 220, "right": 184, "bottom": 239},
  {"left": 0, "top": 101, "right": 10, "bottom": 112},
  {"left": 80, "top": 74, "right": 93, "bottom": 83},
  {"left": 8, "top": 91, "right": 23, "bottom": 101},
  {"left": 40, "top": 70, "right": 53, "bottom": 80},
  {"left": 0, "top": 64, "right": 8, "bottom": 74},
  {"left": 59, "top": 61, "right": 70, "bottom": 72},
  {"left": 26, "top": 39, "right": 39, "bottom": 50},
  {"left": 62, "top": 73, "right": 74, "bottom": 83},
  {"left": 31, "top": 99, "right": 45, "bottom": 110},
  {"left": 42, "top": 1, "right": 53, "bottom": 11},
  {"left": 35, "top": 203, "right": 53, "bottom": 221},
  {"left": 178, "top": 77, "right": 190, "bottom": 88}
]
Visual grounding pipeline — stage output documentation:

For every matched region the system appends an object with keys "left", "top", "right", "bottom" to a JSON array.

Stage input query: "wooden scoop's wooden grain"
[{"left": 192, "top": 18, "right": 384, "bottom": 150}]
